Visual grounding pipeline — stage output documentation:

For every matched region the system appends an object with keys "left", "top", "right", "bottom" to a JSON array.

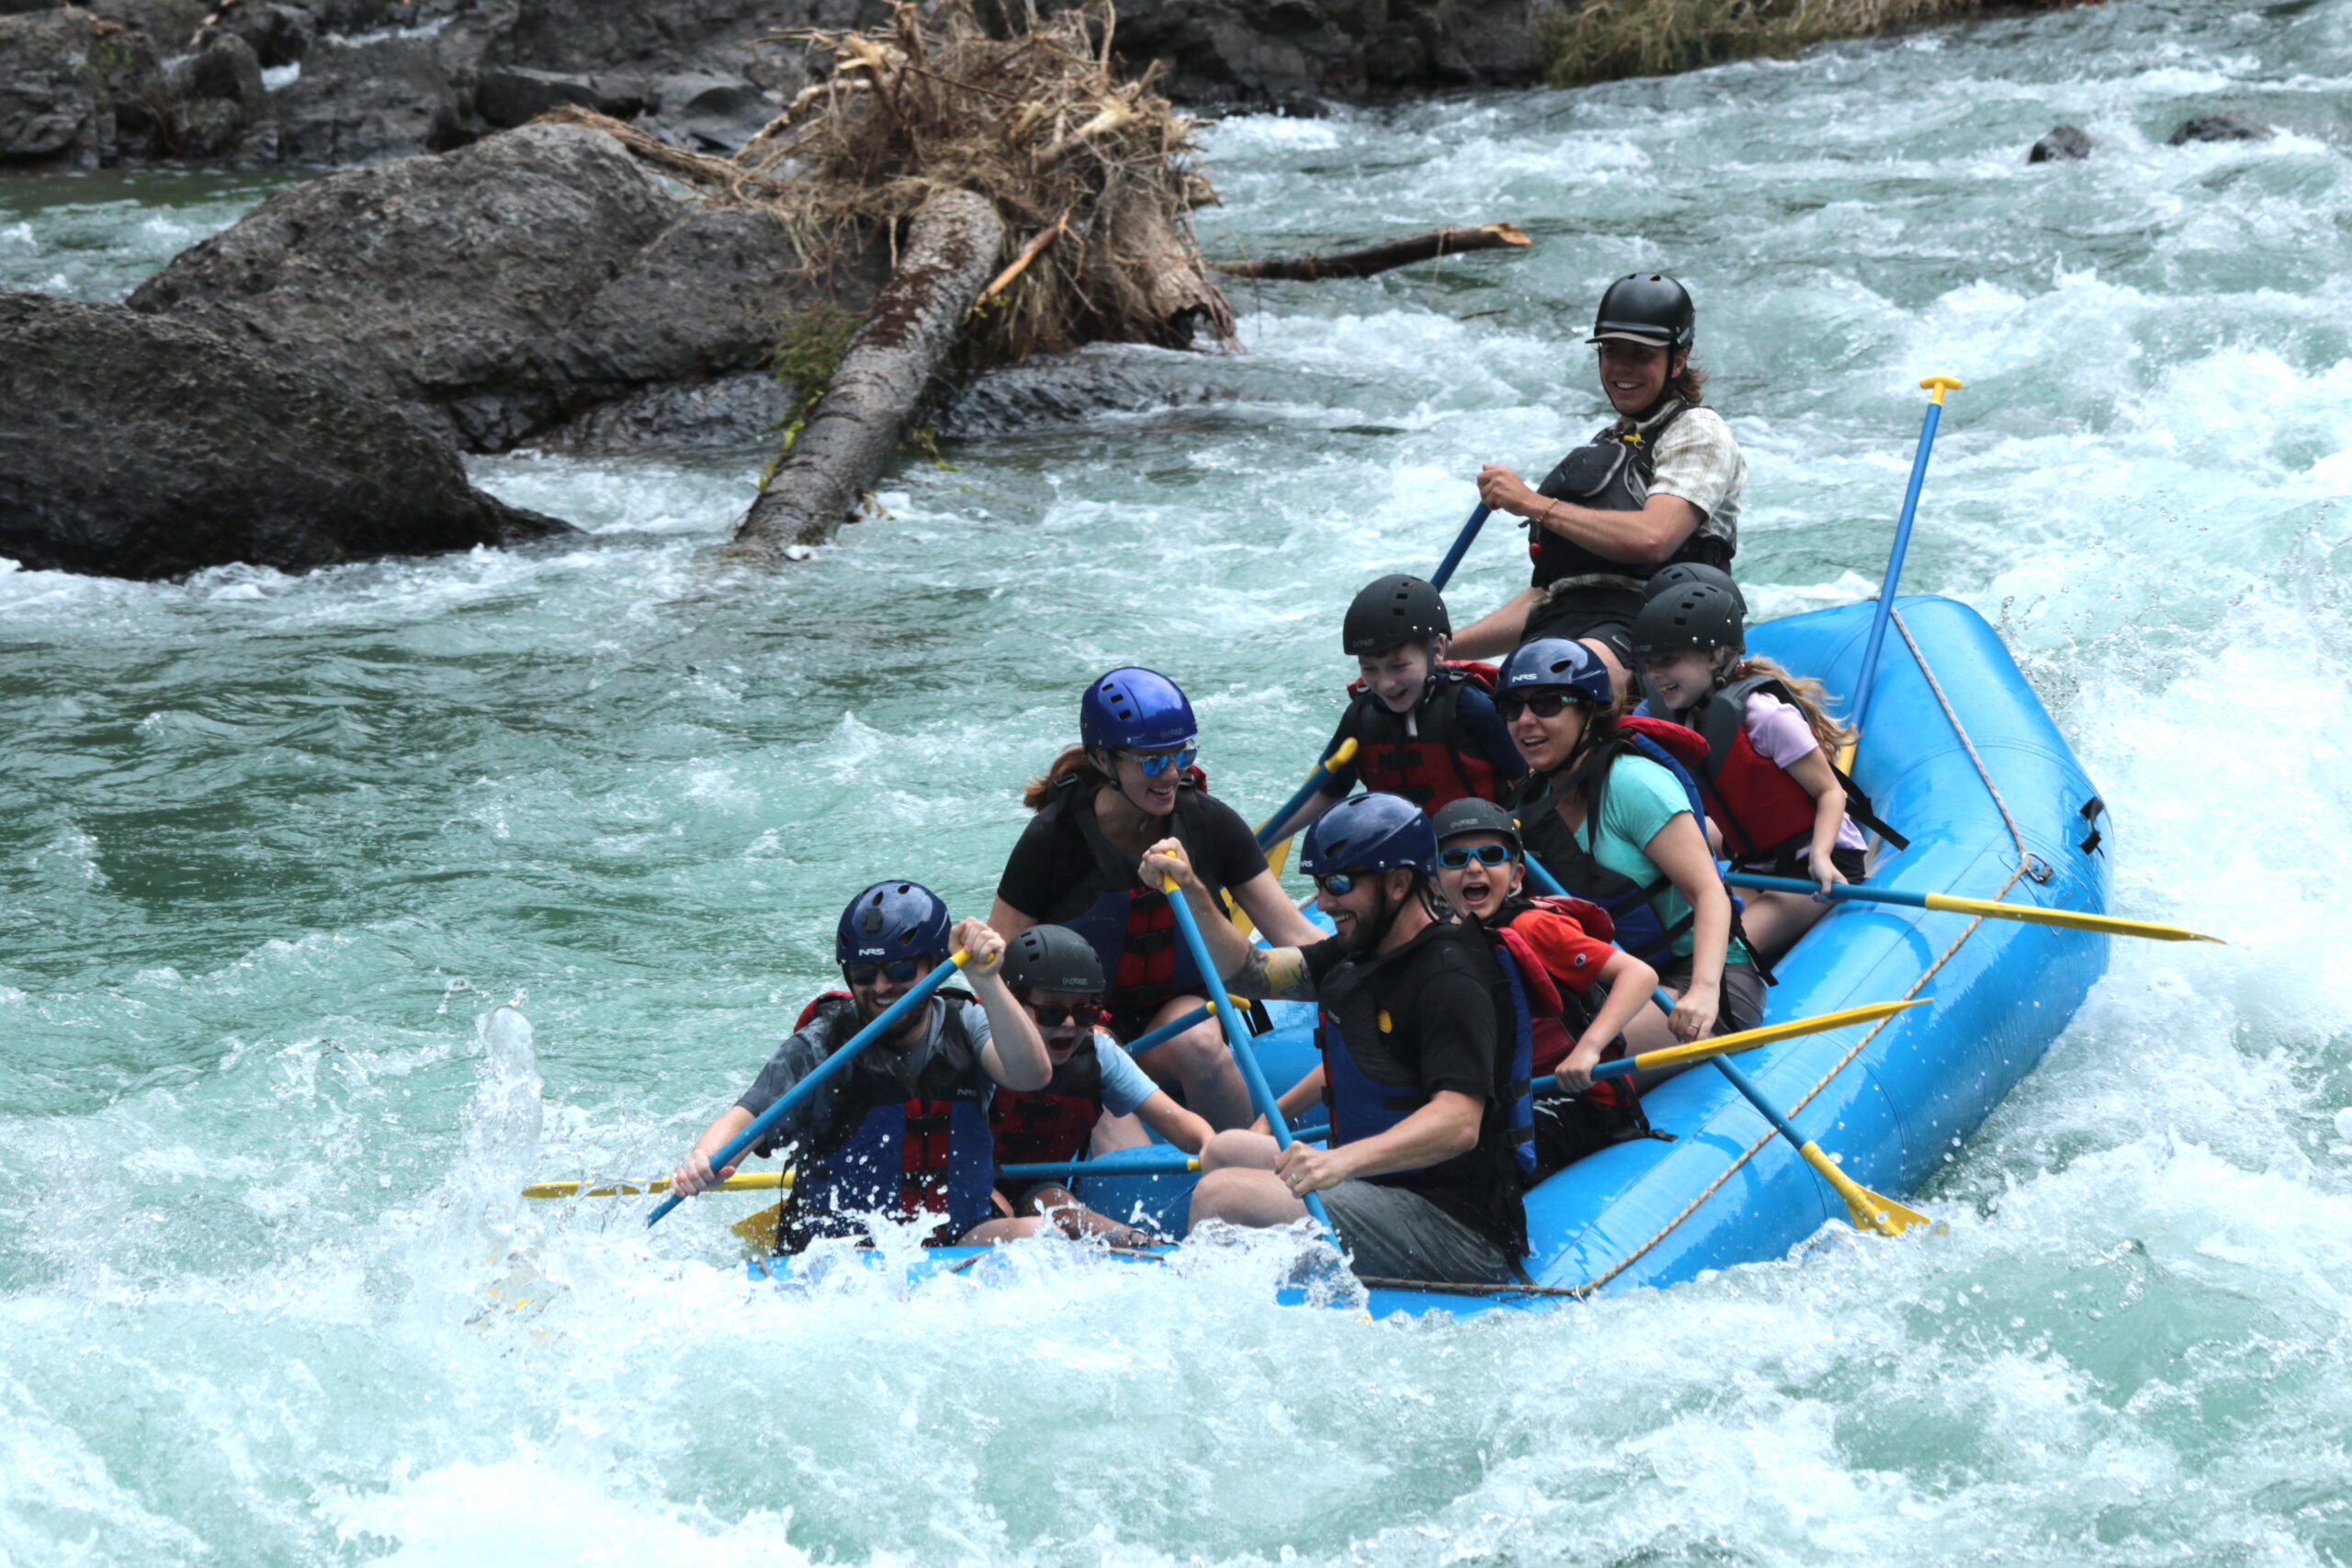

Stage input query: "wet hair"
[
  {"left": 1669, "top": 355, "right": 1707, "bottom": 406},
  {"left": 1022, "top": 743, "right": 1097, "bottom": 810},
  {"left": 1728, "top": 654, "right": 1855, "bottom": 751}
]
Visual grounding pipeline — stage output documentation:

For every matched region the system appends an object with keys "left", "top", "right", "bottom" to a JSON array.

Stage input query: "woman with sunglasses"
[
  {"left": 992, "top": 667, "right": 1324, "bottom": 1130},
  {"left": 667, "top": 880, "right": 1052, "bottom": 1253},
  {"left": 1430, "top": 798, "right": 1667, "bottom": 1175},
  {"left": 1497, "top": 637, "right": 1765, "bottom": 1055},
  {"left": 967, "top": 924, "right": 1215, "bottom": 1244}
]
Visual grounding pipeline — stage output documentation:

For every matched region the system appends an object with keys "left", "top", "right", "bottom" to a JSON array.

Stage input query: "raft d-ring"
[{"left": 2022, "top": 852, "right": 2054, "bottom": 885}]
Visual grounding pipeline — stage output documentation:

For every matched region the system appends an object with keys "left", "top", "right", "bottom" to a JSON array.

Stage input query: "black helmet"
[
  {"left": 1430, "top": 797, "right": 1521, "bottom": 852},
  {"left": 1644, "top": 561, "right": 1746, "bottom": 615},
  {"left": 1588, "top": 273, "right": 1694, "bottom": 351},
  {"left": 1343, "top": 574, "right": 1450, "bottom": 656},
  {"left": 1001, "top": 923, "right": 1105, "bottom": 995},
  {"left": 1631, "top": 581, "right": 1746, "bottom": 660}
]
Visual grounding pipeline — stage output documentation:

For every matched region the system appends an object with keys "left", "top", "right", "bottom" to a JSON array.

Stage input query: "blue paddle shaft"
[
  {"left": 1121, "top": 1003, "right": 1213, "bottom": 1055},
  {"left": 1724, "top": 871, "right": 1926, "bottom": 909},
  {"left": 998, "top": 1151, "right": 1200, "bottom": 1181},
  {"left": 1257, "top": 752, "right": 1341, "bottom": 850},
  {"left": 645, "top": 953, "right": 966, "bottom": 1229},
  {"left": 1848, "top": 399, "right": 1947, "bottom": 739},
  {"left": 1710, "top": 1052, "right": 1809, "bottom": 1147},
  {"left": 1428, "top": 501, "right": 1493, "bottom": 592},
  {"left": 1159, "top": 878, "right": 1337, "bottom": 1236}
]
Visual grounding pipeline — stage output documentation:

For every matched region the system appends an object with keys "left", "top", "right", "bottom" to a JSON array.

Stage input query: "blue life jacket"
[
  {"left": 775, "top": 991, "right": 997, "bottom": 1252},
  {"left": 1317, "top": 923, "right": 1528, "bottom": 1175}
]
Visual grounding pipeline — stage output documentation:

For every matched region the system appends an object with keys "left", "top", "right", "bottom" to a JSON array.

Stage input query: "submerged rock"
[
  {"left": 0, "top": 289, "right": 573, "bottom": 581},
  {"left": 2169, "top": 112, "right": 2273, "bottom": 144},
  {"left": 2028, "top": 123, "right": 2091, "bottom": 163},
  {"left": 129, "top": 122, "right": 861, "bottom": 451}
]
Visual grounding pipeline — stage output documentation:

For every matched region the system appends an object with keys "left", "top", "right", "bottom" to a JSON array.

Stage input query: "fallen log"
[
  {"left": 1209, "top": 223, "right": 1531, "bottom": 282},
  {"left": 733, "top": 188, "right": 1004, "bottom": 558}
]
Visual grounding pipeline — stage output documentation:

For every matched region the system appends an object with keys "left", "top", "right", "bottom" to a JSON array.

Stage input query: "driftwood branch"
[
  {"left": 979, "top": 209, "right": 1069, "bottom": 304},
  {"left": 1209, "top": 222, "right": 1532, "bottom": 282},
  {"left": 531, "top": 105, "right": 797, "bottom": 199},
  {"left": 733, "top": 188, "right": 1004, "bottom": 559}
]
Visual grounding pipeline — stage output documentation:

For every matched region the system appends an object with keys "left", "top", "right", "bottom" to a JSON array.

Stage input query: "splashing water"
[{"left": 5, "top": 0, "right": 2352, "bottom": 1561}]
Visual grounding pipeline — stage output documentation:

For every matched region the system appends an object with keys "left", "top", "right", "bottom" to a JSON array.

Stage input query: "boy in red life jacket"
[
  {"left": 1631, "top": 576, "right": 1906, "bottom": 964},
  {"left": 1263, "top": 575, "right": 1526, "bottom": 844},
  {"left": 1430, "top": 797, "right": 1669, "bottom": 1178},
  {"left": 965, "top": 925, "right": 1213, "bottom": 1245}
]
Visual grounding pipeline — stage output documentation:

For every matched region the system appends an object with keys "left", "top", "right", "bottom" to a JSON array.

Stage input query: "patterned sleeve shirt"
[{"left": 1634, "top": 400, "right": 1744, "bottom": 560}]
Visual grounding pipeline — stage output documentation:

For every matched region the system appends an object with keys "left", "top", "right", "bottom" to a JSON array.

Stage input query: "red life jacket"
[
  {"left": 1341, "top": 662, "right": 1506, "bottom": 816},
  {"left": 1487, "top": 901, "right": 1648, "bottom": 1134},
  {"left": 1676, "top": 676, "right": 1907, "bottom": 864},
  {"left": 1033, "top": 768, "right": 1223, "bottom": 1009},
  {"left": 987, "top": 1040, "right": 1109, "bottom": 1170}
]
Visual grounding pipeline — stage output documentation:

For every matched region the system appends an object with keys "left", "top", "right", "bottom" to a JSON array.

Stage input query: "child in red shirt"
[{"left": 1431, "top": 798, "right": 1668, "bottom": 1178}]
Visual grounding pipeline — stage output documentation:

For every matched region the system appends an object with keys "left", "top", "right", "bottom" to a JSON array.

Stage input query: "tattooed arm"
[{"left": 1139, "top": 840, "right": 1317, "bottom": 1001}]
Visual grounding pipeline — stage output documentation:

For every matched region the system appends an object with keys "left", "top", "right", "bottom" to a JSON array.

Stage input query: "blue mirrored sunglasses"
[
  {"left": 1116, "top": 745, "right": 1199, "bottom": 777},
  {"left": 1311, "top": 871, "right": 1363, "bottom": 897},
  {"left": 1438, "top": 843, "right": 1516, "bottom": 870}
]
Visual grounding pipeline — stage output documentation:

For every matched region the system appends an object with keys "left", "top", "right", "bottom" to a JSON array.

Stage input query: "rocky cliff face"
[{"left": 0, "top": 0, "right": 1539, "bottom": 168}]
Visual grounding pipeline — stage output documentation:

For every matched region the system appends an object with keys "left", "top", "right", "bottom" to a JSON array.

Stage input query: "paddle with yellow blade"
[
  {"left": 1721, "top": 872, "right": 2224, "bottom": 944},
  {"left": 1521, "top": 846, "right": 1935, "bottom": 1235},
  {"left": 524, "top": 1171, "right": 790, "bottom": 1200},
  {"left": 1544, "top": 997, "right": 1928, "bottom": 1090},
  {"left": 1840, "top": 374, "right": 1963, "bottom": 773},
  {"left": 643, "top": 946, "right": 971, "bottom": 1230}
]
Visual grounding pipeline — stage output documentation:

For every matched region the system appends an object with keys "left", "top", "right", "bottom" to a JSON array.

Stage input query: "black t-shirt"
[
  {"left": 1303, "top": 922, "right": 1529, "bottom": 1258},
  {"left": 995, "top": 774, "right": 1269, "bottom": 921}
]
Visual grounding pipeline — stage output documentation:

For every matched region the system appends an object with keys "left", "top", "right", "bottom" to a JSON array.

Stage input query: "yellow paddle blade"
[
  {"left": 734, "top": 1201, "right": 784, "bottom": 1247},
  {"left": 522, "top": 1170, "right": 792, "bottom": 1200},
  {"left": 1798, "top": 1142, "right": 1935, "bottom": 1236},
  {"left": 1629, "top": 998, "right": 1928, "bottom": 1075},
  {"left": 1918, "top": 892, "right": 2223, "bottom": 944}
]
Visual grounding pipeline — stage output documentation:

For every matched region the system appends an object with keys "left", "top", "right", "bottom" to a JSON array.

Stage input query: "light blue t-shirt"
[
  {"left": 1089, "top": 1032, "right": 1159, "bottom": 1117},
  {"left": 1576, "top": 756, "right": 1752, "bottom": 964}
]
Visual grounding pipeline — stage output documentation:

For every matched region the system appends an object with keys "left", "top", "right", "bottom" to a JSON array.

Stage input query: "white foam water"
[{"left": 4, "top": 0, "right": 2352, "bottom": 1559}]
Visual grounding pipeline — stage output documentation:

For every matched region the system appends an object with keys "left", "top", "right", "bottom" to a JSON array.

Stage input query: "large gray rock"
[
  {"left": 0, "top": 289, "right": 573, "bottom": 580},
  {"left": 130, "top": 122, "right": 868, "bottom": 450},
  {"left": 2169, "top": 112, "right": 2273, "bottom": 145},
  {"left": 2028, "top": 123, "right": 2091, "bottom": 163},
  {"left": 0, "top": 7, "right": 101, "bottom": 164},
  {"left": 269, "top": 34, "right": 464, "bottom": 162}
]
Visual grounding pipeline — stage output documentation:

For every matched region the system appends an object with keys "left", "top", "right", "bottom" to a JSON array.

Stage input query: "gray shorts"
[
  {"left": 1320, "top": 1179, "right": 1517, "bottom": 1285},
  {"left": 1658, "top": 957, "right": 1766, "bottom": 1034}
]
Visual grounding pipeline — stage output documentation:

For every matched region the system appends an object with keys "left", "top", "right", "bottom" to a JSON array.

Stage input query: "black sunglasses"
[
  {"left": 1496, "top": 690, "right": 1581, "bottom": 720},
  {"left": 842, "top": 957, "right": 930, "bottom": 987},
  {"left": 1027, "top": 1000, "right": 1107, "bottom": 1030},
  {"left": 1438, "top": 843, "right": 1516, "bottom": 870}
]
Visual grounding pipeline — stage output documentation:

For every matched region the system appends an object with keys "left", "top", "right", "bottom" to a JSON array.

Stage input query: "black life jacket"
[
  {"left": 1316, "top": 922, "right": 1523, "bottom": 1174},
  {"left": 1341, "top": 663, "right": 1508, "bottom": 815},
  {"left": 1528, "top": 400, "right": 1731, "bottom": 596},
  {"left": 771, "top": 989, "right": 996, "bottom": 1253},
  {"left": 1032, "top": 771, "right": 1224, "bottom": 1010},
  {"left": 988, "top": 1039, "right": 1109, "bottom": 1171},
  {"left": 1671, "top": 674, "right": 1908, "bottom": 863}
]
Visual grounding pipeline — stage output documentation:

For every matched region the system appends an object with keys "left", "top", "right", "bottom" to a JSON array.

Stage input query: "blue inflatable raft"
[{"left": 752, "top": 593, "right": 2111, "bottom": 1317}]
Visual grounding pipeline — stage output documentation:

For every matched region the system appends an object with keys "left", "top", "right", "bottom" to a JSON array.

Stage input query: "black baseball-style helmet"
[
  {"left": 1588, "top": 273, "right": 1695, "bottom": 351},
  {"left": 1631, "top": 581, "right": 1747, "bottom": 660},
  {"left": 1342, "top": 574, "right": 1451, "bottom": 656}
]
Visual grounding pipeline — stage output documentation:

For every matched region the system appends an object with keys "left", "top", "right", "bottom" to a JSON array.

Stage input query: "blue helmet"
[
  {"left": 1080, "top": 667, "right": 1196, "bottom": 753},
  {"left": 1498, "top": 637, "right": 1612, "bottom": 709},
  {"left": 1300, "top": 793, "right": 1438, "bottom": 880},
  {"left": 836, "top": 880, "right": 952, "bottom": 965}
]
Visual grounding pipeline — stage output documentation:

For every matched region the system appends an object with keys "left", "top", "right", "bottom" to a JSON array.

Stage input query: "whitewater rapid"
[{"left": 6, "top": 0, "right": 2352, "bottom": 1560}]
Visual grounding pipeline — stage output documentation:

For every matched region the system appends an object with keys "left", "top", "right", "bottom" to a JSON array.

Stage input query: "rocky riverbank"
[{"left": 0, "top": 0, "right": 1546, "bottom": 172}]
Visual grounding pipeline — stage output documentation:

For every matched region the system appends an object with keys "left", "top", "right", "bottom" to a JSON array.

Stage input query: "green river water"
[{"left": 5, "top": 0, "right": 2352, "bottom": 1561}]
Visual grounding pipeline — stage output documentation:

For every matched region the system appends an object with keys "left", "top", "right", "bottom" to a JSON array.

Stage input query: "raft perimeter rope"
[{"left": 1555, "top": 608, "right": 2036, "bottom": 1298}]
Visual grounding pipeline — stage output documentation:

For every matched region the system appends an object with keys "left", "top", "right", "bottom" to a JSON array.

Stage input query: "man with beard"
[{"left": 1144, "top": 794, "right": 1528, "bottom": 1285}]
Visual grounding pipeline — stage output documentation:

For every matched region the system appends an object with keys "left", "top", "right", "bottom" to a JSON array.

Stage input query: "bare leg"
[
  {"left": 1187, "top": 1130, "right": 1306, "bottom": 1232},
  {"left": 1127, "top": 995, "right": 1253, "bottom": 1131},
  {"left": 958, "top": 1214, "right": 1049, "bottom": 1243},
  {"left": 1734, "top": 888, "right": 1829, "bottom": 966}
]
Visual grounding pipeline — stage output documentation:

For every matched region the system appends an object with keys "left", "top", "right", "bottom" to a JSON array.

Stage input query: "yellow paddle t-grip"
[{"left": 1920, "top": 375, "right": 1964, "bottom": 404}]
